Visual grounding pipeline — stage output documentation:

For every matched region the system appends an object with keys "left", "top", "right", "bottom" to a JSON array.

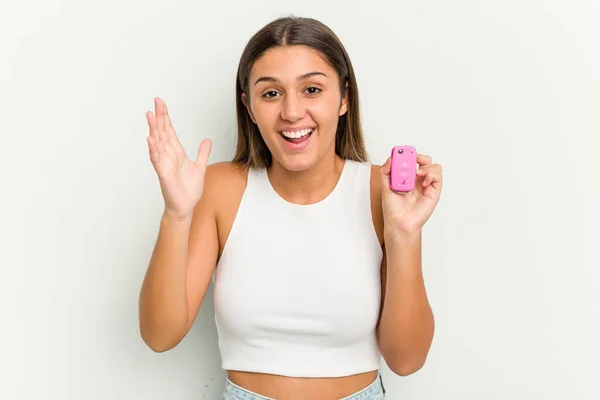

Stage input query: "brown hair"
[{"left": 232, "top": 16, "right": 369, "bottom": 169}]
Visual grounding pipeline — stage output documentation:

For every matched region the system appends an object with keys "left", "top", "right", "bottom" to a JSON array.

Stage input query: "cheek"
[
  {"left": 252, "top": 102, "right": 278, "bottom": 126},
  {"left": 308, "top": 104, "right": 341, "bottom": 132},
  {"left": 252, "top": 107, "right": 280, "bottom": 143}
]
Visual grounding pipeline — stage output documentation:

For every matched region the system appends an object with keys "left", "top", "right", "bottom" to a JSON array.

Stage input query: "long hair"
[{"left": 232, "top": 16, "right": 368, "bottom": 168}]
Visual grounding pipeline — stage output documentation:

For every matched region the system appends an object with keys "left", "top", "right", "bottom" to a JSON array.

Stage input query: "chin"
[{"left": 274, "top": 153, "right": 319, "bottom": 172}]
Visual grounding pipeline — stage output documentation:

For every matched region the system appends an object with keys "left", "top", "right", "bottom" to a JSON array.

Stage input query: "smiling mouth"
[{"left": 280, "top": 128, "right": 314, "bottom": 144}]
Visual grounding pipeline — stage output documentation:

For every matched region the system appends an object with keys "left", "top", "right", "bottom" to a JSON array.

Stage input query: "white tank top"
[{"left": 213, "top": 159, "right": 383, "bottom": 378}]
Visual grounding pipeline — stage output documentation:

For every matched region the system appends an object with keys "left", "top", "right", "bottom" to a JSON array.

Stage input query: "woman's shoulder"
[
  {"left": 202, "top": 162, "right": 248, "bottom": 231},
  {"left": 202, "top": 162, "right": 252, "bottom": 255},
  {"left": 205, "top": 160, "right": 248, "bottom": 177},
  {"left": 203, "top": 161, "right": 248, "bottom": 200}
]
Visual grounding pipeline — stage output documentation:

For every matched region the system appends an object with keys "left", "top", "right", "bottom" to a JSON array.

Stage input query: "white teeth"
[{"left": 281, "top": 128, "right": 313, "bottom": 138}]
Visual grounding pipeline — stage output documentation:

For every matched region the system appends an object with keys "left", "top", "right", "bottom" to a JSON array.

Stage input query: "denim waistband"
[{"left": 222, "top": 371, "right": 385, "bottom": 399}]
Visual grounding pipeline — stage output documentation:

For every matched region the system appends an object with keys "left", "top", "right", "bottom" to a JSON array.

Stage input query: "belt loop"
[{"left": 379, "top": 372, "right": 386, "bottom": 395}]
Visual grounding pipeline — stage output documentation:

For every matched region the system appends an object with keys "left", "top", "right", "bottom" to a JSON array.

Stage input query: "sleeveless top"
[{"left": 213, "top": 159, "right": 384, "bottom": 378}]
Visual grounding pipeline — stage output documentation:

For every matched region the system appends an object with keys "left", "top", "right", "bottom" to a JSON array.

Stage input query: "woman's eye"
[
  {"left": 262, "top": 91, "right": 279, "bottom": 98},
  {"left": 261, "top": 87, "right": 321, "bottom": 99}
]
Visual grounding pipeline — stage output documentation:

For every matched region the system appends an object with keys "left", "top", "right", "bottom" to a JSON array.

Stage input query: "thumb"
[
  {"left": 195, "top": 138, "right": 212, "bottom": 171},
  {"left": 379, "top": 157, "right": 393, "bottom": 194}
]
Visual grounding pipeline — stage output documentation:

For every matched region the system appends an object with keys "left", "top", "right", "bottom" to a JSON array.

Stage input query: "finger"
[
  {"left": 378, "top": 157, "right": 394, "bottom": 194},
  {"left": 147, "top": 136, "right": 160, "bottom": 165},
  {"left": 149, "top": 105, "right": 165, "bottom": 153},
  {"left": 423, "top": 172, "right": 443, "bottom": 196},
  {"left": 416, "top": 163, "right": 431, "bottom": 178},
  {"left": 155, "top": 97, "right": 166, "bottom": 139},
  {"left": 162, "top": 100, "right": 177, "bottom": 140},
  {"left": 380, "top": 157, "right": 391, "bottom": 176},
  {"left": 430, "top": 165, "right": 443, "bottom": 189},
  {"left": 423, "top": 171, "right": 442, "bottom": 187},
  {"left": 417, "top": 154, "right": 432, "bottom": 166},
  {"left": 164, "top": 113, "right": 177, "bottom": 141},
  {"left": 196, "top": 138, "right": 212, "bottom": 170},
  {"left": 417, "top": 163, "right": 441, "bottom": 175},
  {"left": 422, "top": 172, "right": 431, "bottom": 186},
  {"left": 146, "top": 111, "right": 159, "bottom": 139},
  {"left": 430, "top": 174, "right": 443, "bottom": 191},
  {"left": 147, "top": 112, "right": 165, "bottom": 152}
]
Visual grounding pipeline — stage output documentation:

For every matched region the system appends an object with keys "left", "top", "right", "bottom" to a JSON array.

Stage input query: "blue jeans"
[{"left": 222, "top": 371, "right": 386, "bottom": 399}]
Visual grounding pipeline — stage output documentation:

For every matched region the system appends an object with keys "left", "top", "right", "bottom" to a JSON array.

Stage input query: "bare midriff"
[{"left": 226, "top": 369, "right": 379, "bottom": 400}]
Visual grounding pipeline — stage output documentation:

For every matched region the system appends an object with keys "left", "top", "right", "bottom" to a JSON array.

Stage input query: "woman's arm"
[
  {"left": 376, "top": 232, "right": 434, "bottom": 376},
  {"left": 370, "top": 156, "right": 442, "bottom": 376},
  {"left": 138, "top": 165, "right": 221, "bottom": 352}
]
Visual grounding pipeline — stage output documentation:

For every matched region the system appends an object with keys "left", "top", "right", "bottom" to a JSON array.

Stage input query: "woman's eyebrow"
[{"left": 254, "top": 71, "right": 328, "bottom": 86}]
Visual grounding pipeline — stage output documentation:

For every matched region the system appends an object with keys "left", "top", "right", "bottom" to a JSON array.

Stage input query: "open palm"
[{"left": 146, "top": 97, "right": 212, "bottom": 220}]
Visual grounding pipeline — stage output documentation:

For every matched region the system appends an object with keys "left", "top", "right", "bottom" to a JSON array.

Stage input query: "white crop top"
[{"left": 213, "top": 159, "right": 384, "bottom": 378}]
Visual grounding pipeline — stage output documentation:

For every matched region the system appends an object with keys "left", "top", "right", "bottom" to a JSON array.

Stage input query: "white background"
[{"left": 1, "top": 0, "right": 599, "bottom": 398}]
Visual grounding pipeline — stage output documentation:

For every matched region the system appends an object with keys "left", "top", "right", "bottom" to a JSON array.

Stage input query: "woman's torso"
[{"left": 210, "top": 160, "right": 385, "bottom": 399}]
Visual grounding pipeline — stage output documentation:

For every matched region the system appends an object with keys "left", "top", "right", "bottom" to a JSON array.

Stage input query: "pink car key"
[{"left": 390, "top": 145, "right": 417, "bottom": 192}]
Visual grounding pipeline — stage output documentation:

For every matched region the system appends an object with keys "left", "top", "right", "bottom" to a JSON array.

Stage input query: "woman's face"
[{"left": 242, "top": 45, "right": 348, "bottom": 171}]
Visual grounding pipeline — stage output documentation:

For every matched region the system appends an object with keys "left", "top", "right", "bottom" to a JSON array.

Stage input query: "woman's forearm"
[
  {"left": 138, "top": 212, "right": 192, "bottom": 352},
  {"left": 377, "top": 231, "right": 434, "bottom": 375}
]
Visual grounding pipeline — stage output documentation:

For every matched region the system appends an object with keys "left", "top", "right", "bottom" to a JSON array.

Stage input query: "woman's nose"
[{"left": 280, "top": 93, "right": 305, "bottom": 122}]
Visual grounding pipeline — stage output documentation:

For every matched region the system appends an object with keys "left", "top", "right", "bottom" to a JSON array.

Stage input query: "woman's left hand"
[{"left": 379, "top": 153, "right": 443, "bottom": 236}]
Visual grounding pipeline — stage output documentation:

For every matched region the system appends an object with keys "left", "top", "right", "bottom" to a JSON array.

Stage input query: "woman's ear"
[
  {"left": 241, "top": 92, "right": 257, "bottom": 124},
  {"left": 339, "top": 82, "right": 349, "bottom": 117}
]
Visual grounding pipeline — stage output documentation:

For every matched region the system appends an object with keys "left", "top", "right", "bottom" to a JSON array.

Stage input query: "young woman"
[{"left": 139, "top": 16, "right": 443, "bottom": 400}]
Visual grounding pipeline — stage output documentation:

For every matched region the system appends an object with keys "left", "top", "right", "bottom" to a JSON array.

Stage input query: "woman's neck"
[{"left": 267, "top": 153, "right": 345, "bottom": 205}]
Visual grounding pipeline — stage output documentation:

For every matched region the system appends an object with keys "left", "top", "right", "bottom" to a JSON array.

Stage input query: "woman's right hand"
[{"left": 146, "top": 97, "right": 212, "bottom": 221}]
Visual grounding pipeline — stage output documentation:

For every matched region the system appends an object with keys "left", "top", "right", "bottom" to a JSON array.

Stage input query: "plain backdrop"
[{"left": 1, "top": 0, "right": 599, "bottom": 399}]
